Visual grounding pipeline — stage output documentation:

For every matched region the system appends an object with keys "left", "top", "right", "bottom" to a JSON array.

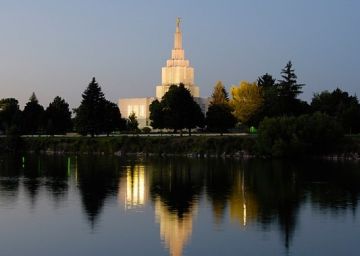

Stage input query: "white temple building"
[{"left": 119, "top": 18, "right": 208, "bottom": 128}]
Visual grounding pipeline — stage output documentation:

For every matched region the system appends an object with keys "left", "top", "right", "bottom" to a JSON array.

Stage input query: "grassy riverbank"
[
  {"left": 1, "top": 134, "right": 359, "bottom": 159},
  {"left": 3, "top": 135, "right": 257, "bottom": 157}
]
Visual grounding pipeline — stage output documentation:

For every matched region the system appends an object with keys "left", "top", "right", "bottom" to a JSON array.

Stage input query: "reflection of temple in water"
[
  {"left": 117, "top": 163, "right": 197, "bottom": 256},
  {"left": 118, "top": 165, "right": 149, "bottom": 210},
  {"left": 155, "top": 197, "right": 197, "bottom": 256}
]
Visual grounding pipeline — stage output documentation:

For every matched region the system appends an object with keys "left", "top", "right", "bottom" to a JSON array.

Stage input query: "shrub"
[
  {"left": 142, "top": 127, "right": 152, "bottom": 134},
  {"left": 257, "top": 112, "right": 344, "bottom": 157}
]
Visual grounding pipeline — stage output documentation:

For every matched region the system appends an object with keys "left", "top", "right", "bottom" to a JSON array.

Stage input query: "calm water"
[{"left": 0, "top": 155, "right": 359, "bottom": 256}]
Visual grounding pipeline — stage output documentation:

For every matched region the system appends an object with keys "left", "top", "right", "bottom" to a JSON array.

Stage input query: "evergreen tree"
[
  {"left": 278, "top": 61, "right": 304, "bottom": 99},
  {"left": 210, "top": 81, "right": 229, "bottom": 105},
  {"left": 74, "top": 77, "right": 106, "bottom": 137},
  {"left": 256, "top": 73, "right": 280, "bottom": 120},
  {"left": 22, "top": 93, "right": 45, "bottom": 135},
  {"left": 206, "top": 83, "right": 236, "bottom": 134},
  {"left": 277, "top": 61, "right": 306, "bottom": 116},
  {"left": 257, "top": 73, "right": 276, "bottom": 89},
  {"left": 45, "top": 96, "right": 72, "bottom": 135}
]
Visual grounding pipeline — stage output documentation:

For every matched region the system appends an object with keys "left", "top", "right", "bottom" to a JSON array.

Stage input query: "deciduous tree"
[
  {"left": 230, "top": 81, "right": 263, "bottom": 125},
  {"left": 311, "top": 88, "right": 360, "bottom": 134},
  {"left": 149, "top": 99, "right": 165, "bottom": 130},
  {"left": 45, "top": 96, "right": 72, "bottom": 135},
  {"left": 127, "top": 112, "right": 139, "bottom": 132},
  {"left": 206, "top": 104, "right": 236, "bottom": 135},
  {"left": 0, "top": 98, "right": 22, "bottom": 134},
  {"left": 157, "top": 84, "right": 204, "bottom": 135},
  {"left": 103, "top": 100, "right": 125, "bottom": 135}
]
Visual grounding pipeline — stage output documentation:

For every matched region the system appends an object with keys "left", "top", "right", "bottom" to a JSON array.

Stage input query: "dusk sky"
[{"left": 0, "top": 0, "right": 359, "bottom": 109}]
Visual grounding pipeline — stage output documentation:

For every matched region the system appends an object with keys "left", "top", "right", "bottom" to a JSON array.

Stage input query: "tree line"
[
  {"left": 0, "top": 78, "right": 131, "bottom": 137},
  {"left": 150, "top": 61, "right": 360, "bottom": 136},
  {"left": 1, "top": 61, "right": 360, "bottom": 139}
]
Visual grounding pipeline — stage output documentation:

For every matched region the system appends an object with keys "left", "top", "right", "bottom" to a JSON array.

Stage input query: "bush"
[
  {"left": 257, "top": 112, "right": 344, "bottom": 157},
  {"left": 142, "top": 127, "right": 152, "bottom": 134}
]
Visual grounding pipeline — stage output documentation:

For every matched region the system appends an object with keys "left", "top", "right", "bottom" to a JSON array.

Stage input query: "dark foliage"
[
  {"left": 0, "top": 98, "right": 22, "bottom": 135},
  {"left": 126, "top": 112, "right": 139, "bottom": 132},
  {"left": 150, "top": 84, "right": 204, "bottom": 135},
  {"left": 22, "top": 93, "right": 45, "bottom": 135},
  {"left": 149, "top": 99, "right": 165, "bottom": 130},
  {"left": 278, "top": 61, "right": 304, "bottom": 99},
  {"left": 74, "top": 77, "right": 124, "bottom": 136},
  {"left": 311, "top": 88, "right": 360, "bottom": 134},
  {"left": 103, "top": 100, "right": 126, "bottom": 135},
  {"left": 206, "top": 104, "right": 236, "bottom": 134},
  {"left": 257, "top": 112, "right": 344, "bottom": 157},
  {"left": 45, "top": 96, "right": 72, "bottom": 135}
]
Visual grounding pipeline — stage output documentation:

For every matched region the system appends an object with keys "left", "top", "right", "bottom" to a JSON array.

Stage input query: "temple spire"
[
  {"left": 156, "top": 17, "right": 199, "bottom": 99},
  {"left": 174, "top": 17, "right": 182, "bottom": 49}
]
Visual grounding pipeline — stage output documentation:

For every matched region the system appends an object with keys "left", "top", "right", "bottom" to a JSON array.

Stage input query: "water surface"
[{"left": 0, "top": 155, "right": 359, "bottom": 256}]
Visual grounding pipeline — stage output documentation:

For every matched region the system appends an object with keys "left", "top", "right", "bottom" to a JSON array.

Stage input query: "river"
[{"left": 0, "top": 155, "right": 359, "bottom": 256}]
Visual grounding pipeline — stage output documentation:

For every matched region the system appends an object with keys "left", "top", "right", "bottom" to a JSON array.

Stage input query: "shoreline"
[{"left": 1, "top": 135, "right": 359, "bottom": 161}]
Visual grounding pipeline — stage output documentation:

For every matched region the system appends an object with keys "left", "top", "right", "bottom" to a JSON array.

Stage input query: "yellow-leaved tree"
[{"left": 230, "top": 81, "right": 263, "bottom": 124}]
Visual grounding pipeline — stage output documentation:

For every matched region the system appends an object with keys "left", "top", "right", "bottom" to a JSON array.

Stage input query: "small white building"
[
  {"left": 119, "top": 18, "right": 209, "bottom": 128},
  {"left": 118, "top": 97, "right": 155, "bottom": 128}
]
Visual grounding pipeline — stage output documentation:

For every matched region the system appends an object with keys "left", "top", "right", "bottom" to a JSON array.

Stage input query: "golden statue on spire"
[{"left": 176, "top": 17, "right": 181, "bottom": 30}]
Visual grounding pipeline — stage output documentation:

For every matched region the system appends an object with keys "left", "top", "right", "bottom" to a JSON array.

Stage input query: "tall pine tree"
[
  {"left": 277, "top": 61, "right": 307, "bottom": 116},
  {"left": 22, "top": 93, "right": 45, "bottom": 135},
  {"left": 74, "top": 77, "right": 106, "bottom": 137},
  {"left": 278, "top": 61, "right": 304, "bottom": 99}
]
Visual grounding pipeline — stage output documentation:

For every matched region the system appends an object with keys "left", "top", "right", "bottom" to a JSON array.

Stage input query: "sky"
[{"left": 0, "top": 0, "right": 359, "bottom": 109}]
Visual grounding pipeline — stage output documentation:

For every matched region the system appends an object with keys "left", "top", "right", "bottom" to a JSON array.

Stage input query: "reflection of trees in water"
[
  {"left": 22, "top": 156, "right": 43, "bottom": 207},
  {"left": 245, "top": 160, "right": 303, "bottom": 249},
  {"left": 76, "top": 156, "right": 121, "bottom": 228},
  {"left": 21, "top": 155, "right": 72, "bottom": 208},
  {"left": 244, "top": 160, "right": 360, "bottom": 249},
  {"left": 150, "top": 158, "right": 204, "bottom": 219},
  {"left": 41, "top": 156, "right": 69, "bottom": 205},
  {"left": 205, "top": 160, "right": 237, "bottom": 224},
  {"left": 203, "top": 159, "right": 360, "bottom": 250},
  {"left": 300, "top": 161, "right": 360, "bottom": 216},
  {"left": 0, "top": 155, "right": 22, "bottom": 206},
  {"left": 1, "top": 155, "right": 360, "bottom": 252}
]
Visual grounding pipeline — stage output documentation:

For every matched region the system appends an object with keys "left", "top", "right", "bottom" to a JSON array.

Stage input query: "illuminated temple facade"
[
  {"left": 118, "top": 18, "right": 208, "bottom": 128},
  {"left": 156, "top": 18, "right": 199, "bottom": 99}
]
